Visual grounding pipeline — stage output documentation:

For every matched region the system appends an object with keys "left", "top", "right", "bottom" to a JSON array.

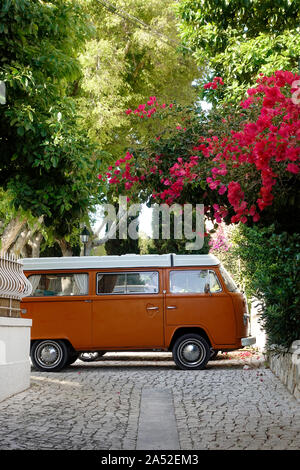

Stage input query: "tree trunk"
[
  {"left": 57, "top": 239, "right": 74, "bottom": 257},
  {"left": 28, "top": 232, "right": 43, "bottom": 258},
  {"left": 11, "top": 226, "right": 31, "bottom": 256},
  {"left": 0, "top": 216, "right": 26, "bottom": 252},
  {"left": 10, "top": 217, "right": 44, "bottom": 257}
]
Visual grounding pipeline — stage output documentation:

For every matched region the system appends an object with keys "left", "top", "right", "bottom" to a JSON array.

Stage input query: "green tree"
[
  {"left": 176, "top": 0, "right": 300, "bottom": 102},
  {"left": 77, "top": 0, "right": 201, "bottom": 158},
  {"left": 0, "top": 0, "right": 102, "bottom": 249},
  {"left": 104, "top": 202, "right": 141, "bottom": 255}
]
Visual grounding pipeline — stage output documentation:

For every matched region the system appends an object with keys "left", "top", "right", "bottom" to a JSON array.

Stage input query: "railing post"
[
  {"left": 0, "top": 252, "right": 32, "bottom": 402},
  {"left": 0, "top": 251, "right": 32, "bottom": 317}
]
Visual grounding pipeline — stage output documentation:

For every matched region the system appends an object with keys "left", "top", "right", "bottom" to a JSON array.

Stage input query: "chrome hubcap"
[
  {"left": 178, "top": 340, "right": 206, "bottom": 366},
  {"left": 35, "top": 342, "right": 62, "bottom": 368},
  {"left": 40, "top": 346, "right": 58, "bottom": 364},
  {"left": 182, "top": 343, "right": 201, "bottom": 362}
]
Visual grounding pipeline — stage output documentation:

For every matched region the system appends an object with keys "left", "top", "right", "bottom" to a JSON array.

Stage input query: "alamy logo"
[
  {"left": 291, "top": 80, "right": 300, "bottom": 105},
  {"left": 102, "top": 196, "right": 204, "bottom": 251}
]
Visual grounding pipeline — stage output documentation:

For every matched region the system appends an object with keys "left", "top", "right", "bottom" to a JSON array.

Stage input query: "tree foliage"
[
  {"left": 0, "top": 0, "right": 102, "bottom": 239},
  {"left": 99, "top": 71, "right": 300, "bottom": 234},
  {"left": 77, "top": 0, "right": 200, "bottom": 157},
  {"left": 176, "top": 0, "right": 300, "bottom": 102}
]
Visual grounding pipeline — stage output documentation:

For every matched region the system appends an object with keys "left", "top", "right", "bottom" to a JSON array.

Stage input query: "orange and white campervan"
[{"left": 20, "top": 254, "right": 255, "bottom": 371}]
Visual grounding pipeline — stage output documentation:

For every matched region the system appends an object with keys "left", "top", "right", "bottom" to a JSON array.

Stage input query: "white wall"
[
  {"left": 0, "top": 317, "right": 32, "bottom": 403},
  {"left": 250, "top": 299, "right": 266, "bottom": 351}
]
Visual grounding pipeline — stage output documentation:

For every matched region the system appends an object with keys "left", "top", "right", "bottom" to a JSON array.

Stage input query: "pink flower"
[
  {"left": 286, "top": 163, "right": 299, "bottom": 174},
  {"left": 218, "top": 185, "right": 227, "bottom": 195},
  {"left": 241, "top": 97, "right": 253, "bottom": 109}
]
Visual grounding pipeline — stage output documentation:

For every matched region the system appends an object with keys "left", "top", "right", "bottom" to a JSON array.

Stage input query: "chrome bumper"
[{"left": 241, "top": 336, "right": 256, "bottom": 347}]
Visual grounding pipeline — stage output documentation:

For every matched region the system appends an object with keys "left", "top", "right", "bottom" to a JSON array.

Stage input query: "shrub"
[{"left": 230, "top": 225, "right": 300, "bottom": 349}]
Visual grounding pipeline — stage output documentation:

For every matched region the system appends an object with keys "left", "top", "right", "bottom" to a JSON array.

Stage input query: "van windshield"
[{"left": 219, "top": 265, "right": 239, "bottom": 292}]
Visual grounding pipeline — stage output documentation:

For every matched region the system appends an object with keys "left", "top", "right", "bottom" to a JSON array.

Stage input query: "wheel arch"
[
  {"left": 31, "top": 338, "right": 75, "bottom": 353},
  {"left": 168, "top": 327, "right": 212, "bottom": 352}
]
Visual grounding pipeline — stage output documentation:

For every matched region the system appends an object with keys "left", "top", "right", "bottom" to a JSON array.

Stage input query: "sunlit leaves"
[{"left": 176, "top": 0, "right": 300, "bottom": 103}]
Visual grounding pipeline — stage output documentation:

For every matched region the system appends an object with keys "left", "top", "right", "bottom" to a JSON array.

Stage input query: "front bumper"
[{"left": 241, "top": 336, "right": 256, "bottom": 347}]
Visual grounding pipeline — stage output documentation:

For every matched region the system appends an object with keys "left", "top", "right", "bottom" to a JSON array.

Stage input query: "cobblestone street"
[{"left": 0, "top": 351, "right": 299, "bottom": 450}]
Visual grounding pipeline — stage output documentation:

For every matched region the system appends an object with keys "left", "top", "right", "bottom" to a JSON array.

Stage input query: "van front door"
[
  {"left": 166, "top": 269, "right": 236, "bottom": 345},
  {"left": 92, "top": 270, "right": 164, "bottom": 349}
]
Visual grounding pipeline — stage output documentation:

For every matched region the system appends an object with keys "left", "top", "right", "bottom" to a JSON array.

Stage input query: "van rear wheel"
[
  {"left": 173, "top": 334, "right": 210, "bottom": 370},
  {"left": 31, "top": 340, "right": 69, "bottom": 372}
]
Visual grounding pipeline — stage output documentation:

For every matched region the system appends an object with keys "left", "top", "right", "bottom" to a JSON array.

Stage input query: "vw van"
[{"left": 20, "top": 254, "right": 255, "bottom": 372}]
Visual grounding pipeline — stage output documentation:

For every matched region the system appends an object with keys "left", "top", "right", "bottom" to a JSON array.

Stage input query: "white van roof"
[{"left": 21, "top": 254, "right": 220, "bottom": 271}]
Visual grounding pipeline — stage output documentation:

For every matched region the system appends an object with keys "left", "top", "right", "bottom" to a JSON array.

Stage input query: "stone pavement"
[{"left": 0, "top": 351, "right": 299, "bottom": 450}]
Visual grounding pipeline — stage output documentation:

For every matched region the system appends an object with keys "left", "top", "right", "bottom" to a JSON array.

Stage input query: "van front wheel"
[
  {"left": 173, "top": 334, "right": 210, "bottom": 370},
  {"left": 31, "top": 340, "right": 69, "bottom": 372}
]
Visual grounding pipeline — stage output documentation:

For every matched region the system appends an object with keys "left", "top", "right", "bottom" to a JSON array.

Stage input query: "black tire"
[
  {"left": 78, "top": 351, "right": 105, "bottom": 362},
  {"left": 172, "top": 334, "right": 210, "bottom": 370},
  {"left": 31, "top": 340, "right": 69, "bottom": 372},
  {"left": 66, "top": 352, "right": 79, "bottom": 366},
  {"left": 209, "top": 349, "right": 219, "bottom": 360}
]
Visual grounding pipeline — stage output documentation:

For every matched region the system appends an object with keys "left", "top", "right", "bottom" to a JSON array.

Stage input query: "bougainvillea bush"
[{"left": 99, "top": 70, "right": 300, "bottom": 233}]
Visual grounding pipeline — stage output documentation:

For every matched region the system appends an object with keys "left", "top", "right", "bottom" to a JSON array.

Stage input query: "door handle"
[
  {"left": 146, "top": 306, "right": 159, "bottom": 310},
  {"left": 84, "top": 300, "right": 92, "bottom": 303},
  {"left": 167, "top": 306, "right": 177, "bottom": 309}
]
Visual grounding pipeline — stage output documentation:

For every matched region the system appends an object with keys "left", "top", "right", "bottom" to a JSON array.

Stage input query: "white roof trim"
[
  {"left": 22, "top": 254, "right": 220, "bottom": 271},
  {"left": 173, "top": 254, "right": 220, "bottom": 267}
]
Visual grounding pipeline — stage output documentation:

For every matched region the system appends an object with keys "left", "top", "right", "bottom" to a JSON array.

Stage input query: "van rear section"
[
  {"left": 230, "top": 292, "right": 250, "bottom": 345},
  {"left": 218, "top": 264, "right": 255, "bottom": 348}
]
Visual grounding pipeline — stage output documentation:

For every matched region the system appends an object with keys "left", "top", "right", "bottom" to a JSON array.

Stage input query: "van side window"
[
  {"left": 170, "top": 270, "right": 222, "bottom": 294},
  {"left": 28, "top": 273, "right": 89, "bottom": 297},
  {"left": 97, "top": 274, "right": 126, "bottom": 294},
  {"left": 97, "top": 272, "right": 159, "bottom": 294}
]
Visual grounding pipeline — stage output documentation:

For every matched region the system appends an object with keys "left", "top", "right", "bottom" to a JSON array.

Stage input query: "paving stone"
[{"left": 0, "top": 352, "right": 299, "bottom": 450}]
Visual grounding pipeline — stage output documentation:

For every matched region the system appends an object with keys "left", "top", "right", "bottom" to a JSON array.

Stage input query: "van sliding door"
[{"left": 92, "top": 270, "right": 164, "bottom": 349}]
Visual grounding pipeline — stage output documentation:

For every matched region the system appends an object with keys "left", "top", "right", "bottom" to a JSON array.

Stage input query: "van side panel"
[
  {"left": 21, "top": 269, "right": 93, "bottom": 350},
  {"left": 91, "top": 294, "right": 164, "bottom": 348},
  {"left": 21, "top": 296, "right": 92, "bottom": 349},
  {"left": 164, "top": 294, "right": 236, "bottom": 346}
]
